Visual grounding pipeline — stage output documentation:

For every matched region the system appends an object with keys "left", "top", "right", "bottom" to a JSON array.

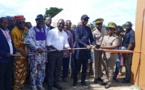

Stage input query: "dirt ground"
[{"left": 22, "top": 75, "right": 141, "bottom": 90}]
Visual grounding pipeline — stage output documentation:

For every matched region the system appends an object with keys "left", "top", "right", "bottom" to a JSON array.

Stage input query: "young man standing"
[
  {"left": 0, "top": 17, "right": 15, "bottom": 90},
  {"left": 46, "top": 19, "right": 70, "bottom": 90},
  {"left": 72, "top": 14, "right": 95, "bottom": 88}
]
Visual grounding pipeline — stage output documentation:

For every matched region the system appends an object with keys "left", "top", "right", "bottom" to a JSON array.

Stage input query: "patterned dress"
[
  {"left": 11, "top": 27, "right": 28, "bottom": 90},
  {"left": 24, "top": 26, "right": 47, "bottom": 88}
]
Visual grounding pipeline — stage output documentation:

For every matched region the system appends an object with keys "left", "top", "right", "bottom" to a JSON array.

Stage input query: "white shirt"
[
  {"left": 0, "top": 29, "right": 13, "bottom": 54},
  {"left": 46, "top": 28, "right": 69, "bottom": 50}
]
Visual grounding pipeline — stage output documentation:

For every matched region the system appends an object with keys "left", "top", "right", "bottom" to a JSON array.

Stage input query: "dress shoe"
[
  {"left": 81, "top": 82, "right": 88, "bottom": 88},
  {"left": 113, "top": 77, "right": 119, "bottom": 82},
  {"left": 121, "top": 79, "right": 130, "bottom": 83},
  {"left": 31, "top": 87, "right": 38, "bottom": 90},
  {"left": 72, "top": 83, "right": 77, "bottom": 88},
  {"left": 101, "top": 82, "right": 107, "bottom": 85},
  {"left": 97, "top": 77, "right": 103, "bottom": 82},
  {"left": 37, "top": 86, "right": 45, "bottom": 90},
  {"left": 105, "top": 83, "right": 111, "bottom": 89},
  {"left": 94, "top": 78, "right": 98, "bottom": 84},
  {"left": 53, "top": 84, "right": 62, "bottom": 90}
]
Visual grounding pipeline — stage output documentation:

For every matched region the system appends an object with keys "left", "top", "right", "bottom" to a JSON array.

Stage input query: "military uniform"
[
  {"left": 101, "top": 22, "right": 119, "bottom": 88},
  {"left": 92, "top": 18, "right": 106, "bottom": 82}
]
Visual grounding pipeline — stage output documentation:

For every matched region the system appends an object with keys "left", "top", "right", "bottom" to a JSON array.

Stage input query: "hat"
[
  {"left": 108, "top": 22, "right": 117, "bottom": 29},
  {"left": 117, "top": 26, "right": 125, "bottom": 32},
  {"left": 94, "top": 18, "right": 104, "bottom": 24},
  {"left": 81, "top": 14, "right": 89, "bottom": 20},
  {"left": 35, "top": 14, "right": 45, "bottom": 20},
  {"left": 14, "top": 15, "right": 25, "bottom": 21}
]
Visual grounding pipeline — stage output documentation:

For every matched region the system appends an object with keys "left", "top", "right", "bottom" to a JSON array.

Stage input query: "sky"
[{"left": 0, "top": 0, "right": 137, "bottom": 27}]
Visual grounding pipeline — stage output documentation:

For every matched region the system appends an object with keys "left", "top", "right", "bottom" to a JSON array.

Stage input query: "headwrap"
[{"left": 14, "top": 15, "right": 25, "bottom": 21}]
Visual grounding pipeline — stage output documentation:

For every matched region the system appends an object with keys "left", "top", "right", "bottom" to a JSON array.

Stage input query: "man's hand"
[
  {"left": 37, "top": 48, "right": 43, "bottom": 53},
  {"left": 48, "top": 45, "right": 58, "bottom": 51},
  {"left": 65, "top": 46, "right": 72, "bottom": 50},
  {"left": 86, "top": 45, "right": 91, "bottom": 49},
  {"left": 15, "top": 47, "right": 28, "bottom": 57},
  {"left": 91, "top": 45, "right": 96, "bottom": 50}
]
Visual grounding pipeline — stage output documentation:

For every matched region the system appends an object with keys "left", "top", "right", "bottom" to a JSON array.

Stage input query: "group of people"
[{"left": 0, "top": 13, "right": 135, "bottom": 90}]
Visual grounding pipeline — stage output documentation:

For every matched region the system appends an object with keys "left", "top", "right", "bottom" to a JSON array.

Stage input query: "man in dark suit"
[
  {"left": 72, "top": 14, "right": 96, "bottom": 89},
  {"left": 45, "top": 17, "right": 54, "bottom": 32},
  {"left": 44, "top": 16, "right": 54, "bottom": 84},
  {"left": 0, "top": 17, "right": 15, "bottom": 90}
]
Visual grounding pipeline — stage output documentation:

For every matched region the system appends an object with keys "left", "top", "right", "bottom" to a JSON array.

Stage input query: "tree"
[
  {"left": 122, "top": 24, "right": 126, "bottom": 30},
  {"left": 44, "top": 7, "right": 63, "bottom": 18},
  {"left": 90, "top": 23, "right": 95, "bottom": 31}
]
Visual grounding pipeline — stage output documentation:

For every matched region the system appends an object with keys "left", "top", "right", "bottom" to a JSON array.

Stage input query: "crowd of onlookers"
[{"left": 0, "top": 14, "right": 135, "bottom": 90}]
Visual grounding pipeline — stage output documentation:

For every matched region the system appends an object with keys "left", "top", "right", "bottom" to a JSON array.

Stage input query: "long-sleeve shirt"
[
  {"left": 63, "top": 30, "right": 73, "bottom": 58},
  {"left": 24, "top": 26, "right": 47, "bottom": 64},
  {"left": 74, "top": 25, "right": 95, "bottom": 59},
  {"left": 92, "top": 27, "right": 106, "bottom": 45},
  {"left": 101, "top": 34, "right": 119, "bottom": 59},
  {"left": 1, "top": 28, "right": 13, "bottom": 54},
  {"left": 46, "top": 28, "right": 69, "bottom": 50}
]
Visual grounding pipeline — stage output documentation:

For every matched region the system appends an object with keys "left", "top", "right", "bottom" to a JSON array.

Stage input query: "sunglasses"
[
  {"left": 108, "top": 28, "right": 115, "bottom": 30},
  {"left": 96, "top": 23, "right": 102, "bottom": 25}
]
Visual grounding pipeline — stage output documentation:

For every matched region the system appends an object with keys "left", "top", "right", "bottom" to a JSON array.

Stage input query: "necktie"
[{"left": 4, "top": 31, "right": 11, "bottom": 41}]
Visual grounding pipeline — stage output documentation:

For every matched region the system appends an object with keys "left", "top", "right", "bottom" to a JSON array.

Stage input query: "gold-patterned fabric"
[
  {"left": 11, "top": 27, "right": 28, "bottom": 90},
  {"left": 94, "top": 18, "right": 104, "bottom": 24}
]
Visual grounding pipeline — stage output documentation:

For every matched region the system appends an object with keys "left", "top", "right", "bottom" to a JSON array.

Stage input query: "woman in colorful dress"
[{"left": 11, "top": 15, "right": 28, "bottom": 90}]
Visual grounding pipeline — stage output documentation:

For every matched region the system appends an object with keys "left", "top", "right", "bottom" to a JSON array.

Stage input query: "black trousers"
[
  {"left": 123, "top": 53, "right": 133, "bottom": 81},
  {"left": 47, "top": 51, "right": 63, "bottom": 87},
  {"left": 73, "top": 58, "right": 88, "bottom": 84},
  {"left": 70, "top": 53, "right": 75, "bottom": 79},
  {"left": 0, "top": 61, "right": 13, "bottom": 90}
]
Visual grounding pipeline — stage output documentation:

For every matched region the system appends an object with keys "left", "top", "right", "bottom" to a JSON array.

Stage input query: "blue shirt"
[
  {"left": 74, "top": 25, "right": 95, "bottom": 59},
  {"left": 122, "top": 29, "right": 135, "bottom": 49}
]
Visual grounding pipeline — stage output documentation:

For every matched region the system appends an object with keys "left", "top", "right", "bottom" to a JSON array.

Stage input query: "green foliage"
[
  {"left": 90, "top": 23, "right": 95, "bottom": 31},
  {"left": 122, "top": 24, "right": 126, "bottom": 30},
  {"left": 44, "top": 7, "right": 63, "bottom": 18}
]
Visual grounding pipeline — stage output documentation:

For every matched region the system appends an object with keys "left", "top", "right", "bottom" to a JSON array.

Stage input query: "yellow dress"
[{"left": 11, "top": 27, "right": 28, "bottom": 90}]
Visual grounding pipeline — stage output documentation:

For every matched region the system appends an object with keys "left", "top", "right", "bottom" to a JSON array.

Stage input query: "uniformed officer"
[
  {"left": 92, "top": 18, "right": 107, "bottom": 83},
  {"left": 100, "top": 22, "right": 119, "bottom": 88}
]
